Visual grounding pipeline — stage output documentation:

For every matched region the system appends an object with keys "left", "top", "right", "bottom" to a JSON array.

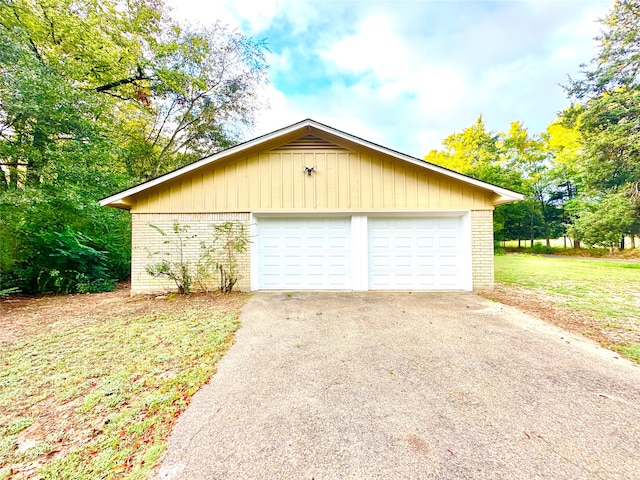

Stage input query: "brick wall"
[
  {"left": 470, "top": 210, "right": 494, "bottom": 290},
  {"left": 131, "top": 213, "right": 251, "bottom": 294}
]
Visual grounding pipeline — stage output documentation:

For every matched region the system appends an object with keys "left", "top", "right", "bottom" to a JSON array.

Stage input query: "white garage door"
[
  {"left": 368, "top": 217, "right": 466, "bottom": 290},
  {"left": 257, "top": 217, "right": 351, "bottom": 289}
]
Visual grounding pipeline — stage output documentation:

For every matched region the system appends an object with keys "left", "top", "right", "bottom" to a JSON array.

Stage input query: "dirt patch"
[
  {"left": 486, "top": 283, "right": 640, "bottom": 347},
  {"left": 0, "top": 282, "right": 244, "bottom": 344}
]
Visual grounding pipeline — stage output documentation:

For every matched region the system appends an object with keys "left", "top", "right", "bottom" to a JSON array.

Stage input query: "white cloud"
[
  {"left": 168, "top": 0, "right": 613, "bottom": 156},
  {"left": 322, "top": 15, "right": 409, "bottom": 78}
]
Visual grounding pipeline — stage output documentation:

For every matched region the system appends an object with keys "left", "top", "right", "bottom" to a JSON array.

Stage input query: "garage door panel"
[
  {"left": 328, "top": 237, "right": 348, "bottom": 248},
  {"left": 368, "top": 217, "right": 466, "bottom": 290},
  {"left": 416, "top": 237, "right": 434, "bottom": 248},
  {"left": 439, "top": 237, "right": 457, "bottom": 248},
  {"left": 371, "top": 273, "right": 390, "bottom": 284},
  {"left": 257, "top": 217, "right": 351, "bottom": 289},
  {"left": 371, "top": 256, "right": 390, "bottom": 268},
  {"left": 439, "top": 274, "right": 458, "bottom": 286},
  {"left": 394, "top": 237, "right": 412, "bottom": 248},
  {"left": 327, "top": 255, "right": 348, "bottom": 267},
  {"left": 416, "top": 274, "right": 435, "bottom": 284},
  {"left": 307, "top": 237, "right": 324, "bottom": 248},
  {"left": 395, "top": 255, "right": 412, "bottom": 267},
  {"left": 372, "top": 237, "right": 390, "bottom": 248},
  {"left": 417, "top": 255, "right": 434, "bottom": 267}
]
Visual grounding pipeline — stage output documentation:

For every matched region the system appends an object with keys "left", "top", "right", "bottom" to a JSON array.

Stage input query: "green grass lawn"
[
  {"left": 0, "top": 294, "right": 246, "bottom": 479},
  {"left": 494, "top": 254, "right": 640, "bottom": 362}
]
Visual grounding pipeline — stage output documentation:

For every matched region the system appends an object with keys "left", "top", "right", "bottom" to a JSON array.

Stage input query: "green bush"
[
  {"left": 21, "top": 227, "right": 116, "bottom": 294},
  {"left": 531, "top": 243, "right": 554, "bottom": 255},
  {"left": 0, "top": 182, "right": 130, "bottom": 295}
]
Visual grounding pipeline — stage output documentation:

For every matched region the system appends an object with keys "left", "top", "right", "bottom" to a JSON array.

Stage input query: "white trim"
[
  {"left": 350, "top": 215, "right": 368, "bottom": 291},
  {"left": 460, "top": 211, "right": 473, "bottom": 291},
  {"left": 247, "top": 209, "right": 479, "bottom": 216},
  {"left": 100, "top": 119, "right": 524, "bottom": 208},
  {"left": 249, "top": 213, "right": 259, "bottom": 291}
]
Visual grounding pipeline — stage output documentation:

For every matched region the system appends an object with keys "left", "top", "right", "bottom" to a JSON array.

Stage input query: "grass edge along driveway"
[
  {"left": 493, "top": 254, "right": 640, "bottom": 363},
  {"left": 0, "top": 293, "right": 247, "bottom": 480}
]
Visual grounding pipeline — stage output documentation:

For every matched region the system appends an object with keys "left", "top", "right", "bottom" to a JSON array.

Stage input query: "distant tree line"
[
  {"left": 425, "top": 0, "right": 640, "bottom": 251},
  {"left": 0, "top": 0, "right": 268, "bottom": 294}
]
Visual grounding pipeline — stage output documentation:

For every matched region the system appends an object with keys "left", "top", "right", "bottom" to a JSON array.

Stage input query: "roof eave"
[{"left": 493, "top": 195, "right": 524, "bottom": 206}]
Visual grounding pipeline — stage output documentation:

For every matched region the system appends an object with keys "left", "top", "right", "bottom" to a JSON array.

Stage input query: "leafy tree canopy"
[
  {"left": 564, "top": 0, "right": 640, "bottom": 245},
  {"left": 0, "top": 0, "right": 269, "bottom": 294}
]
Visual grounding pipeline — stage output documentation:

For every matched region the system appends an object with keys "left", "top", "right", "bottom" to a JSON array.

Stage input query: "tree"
[
  {"left": 425, "top": 118, "right": 561, "bottom": 247},
  {"left": 1, "top": 0, "right": 268, "bottom": 185},
  {"left": 425, "top": 115, "right": 504, "bottom": 183},
  {"left": 566, "top": 0, "right": 640, "bottom": 248},
  {"left": 568, "top": 0, "right": 640, "bottom": 97},
  {"left": 0, "top": 0, "right": 269, "bottom": 294},
  {"left": 115, "top": 22, "right": 268, "bottom": 180},
  {"left": 569, "top": 193, "right": 636, "bottom": 249}
]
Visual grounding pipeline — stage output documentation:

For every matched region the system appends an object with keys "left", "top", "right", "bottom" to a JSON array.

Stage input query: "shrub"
[
  {"left": 0, "top": 185, "right": 130, "bottom": 295},
  {"left": 210, "top": 222, "right": 249, "bottom": 293},
  {"left": 531, "top": 243, "right": 554, "bottom": 255},
  {"left": 146, "top": 223, "right": 195, "bottom": 294},
  {"left": 146, "top": 221, "right": 249, "bottom": 294},
  {"left": 20, "top": 227, "right": 116, "bottom": 294}
]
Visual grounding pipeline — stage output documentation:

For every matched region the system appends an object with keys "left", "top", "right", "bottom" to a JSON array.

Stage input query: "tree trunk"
[
  {"left": 538, "top": 197, "right": 551, "bottom": 249},
  {"left": 631, "top": 235, "right": 637, "bottom": 249},
  {"left": 620, "top": 236, "right": 625, "bottom": 251},
  {"left": 574, "top": 239, "right": 581, "bottom": 249},
  {"left": 8, "top": 160, "right": 19, "bottom": 187},
  {"left": 530, "top": 208, "right": 534, "bottom": 248},
  {"left": 0, "top": 167, "right": 8, "bottom": 190}
]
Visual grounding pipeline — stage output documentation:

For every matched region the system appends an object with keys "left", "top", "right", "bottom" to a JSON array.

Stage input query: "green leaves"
[
  {"left": 424, "top": 117, "right": 577, "bottom": 246},
  {"left": 0, "top": 0, "right": 269, "bottom": 294},
  {"left": 569, "top": 0, "right": 640, "bottom": 98},
  {"left": 425, "top": 0, "right": 640, "bottom": 249},
  {"left": 562, "top": 1, "right": 640, "bottom": 246},
  {"left": 569, "top": 194, "right": 637, "bottom": 248}
]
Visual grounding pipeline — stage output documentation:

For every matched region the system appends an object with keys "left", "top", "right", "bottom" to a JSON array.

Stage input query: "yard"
[
  {"left": 2, "top": 256, "right": 639, "bottom": 478},
  {"left": 0, "top": 286, "right": 247, "bottom": 479},
  {"left": 491, "top": 254, "right": 640, "bottom": 363}
]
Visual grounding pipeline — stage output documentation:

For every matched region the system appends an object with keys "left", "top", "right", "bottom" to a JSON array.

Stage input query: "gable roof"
[{"left": 100, "top": 118, "right": 524, "bottom": 209}]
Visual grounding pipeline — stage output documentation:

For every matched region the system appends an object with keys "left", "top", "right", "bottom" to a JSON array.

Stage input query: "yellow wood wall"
[{"left": 130, "top": 148, "right": 494, "bottom": 213}]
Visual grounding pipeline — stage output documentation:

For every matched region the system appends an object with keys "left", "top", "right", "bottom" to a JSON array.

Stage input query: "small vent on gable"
[{"left": 276, "top": 134, "right": 347, "bottom": 150}]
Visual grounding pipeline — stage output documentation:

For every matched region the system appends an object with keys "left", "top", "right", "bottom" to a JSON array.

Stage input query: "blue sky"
[{"left": 169, "top": 0, "right": 611, "bottom": 157}]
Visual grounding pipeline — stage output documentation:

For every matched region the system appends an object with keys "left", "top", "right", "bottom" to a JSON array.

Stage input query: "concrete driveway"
[{"left": 157, "top": 292, "right": 640, "bottom": 480}]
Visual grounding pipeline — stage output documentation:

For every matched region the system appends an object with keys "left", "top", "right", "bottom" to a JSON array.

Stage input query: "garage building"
[{"left": 100, "top": 119, "right": 523, "bottom": 293}]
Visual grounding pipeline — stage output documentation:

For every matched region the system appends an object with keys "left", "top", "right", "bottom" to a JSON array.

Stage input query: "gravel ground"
[{"left": 156, "top": 292, "right": 640, "bottom": 480}]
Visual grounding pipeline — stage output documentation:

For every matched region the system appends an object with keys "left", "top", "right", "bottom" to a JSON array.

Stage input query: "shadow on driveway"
[{"left": 157, "top": 292, "right": 640, "bottom": 480}]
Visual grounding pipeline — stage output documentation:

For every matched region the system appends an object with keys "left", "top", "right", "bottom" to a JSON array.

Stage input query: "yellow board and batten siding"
[{"left": 130, "top": 147, "right": 494, "bottom": 213}]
